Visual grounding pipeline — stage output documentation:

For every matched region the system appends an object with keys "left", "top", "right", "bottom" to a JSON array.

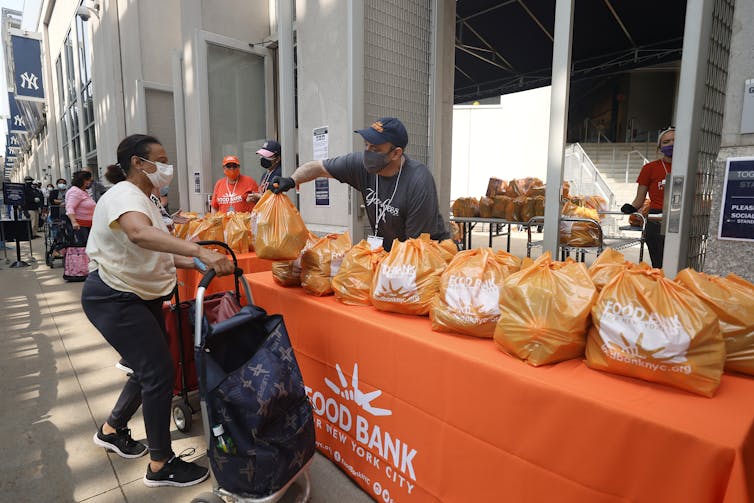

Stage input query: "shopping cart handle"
[
  {"left": 198, "top": 268, "right": 217, "bottom": 289},
  {"left": 196, "top": 265, "right": 245, "bottom": 290}
]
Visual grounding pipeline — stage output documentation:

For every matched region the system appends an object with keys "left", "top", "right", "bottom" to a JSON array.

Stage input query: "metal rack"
[{"left": 526, "top": 211, "right": 647, "bottom": 262}]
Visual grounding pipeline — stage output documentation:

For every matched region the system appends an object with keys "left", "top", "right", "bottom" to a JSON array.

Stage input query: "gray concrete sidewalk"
[{"left": 0, "top": 243, "right": 372, "bottom": 503}]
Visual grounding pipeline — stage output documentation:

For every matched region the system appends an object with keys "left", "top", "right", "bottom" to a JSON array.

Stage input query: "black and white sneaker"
[
  {"left": 115, "top": 358, "right": 134, "bottom": 376},
  {"left": 143, "top": 451, "right": 210, "bottom": 488},
  {"left": 93, "top": 425, "right": 148, "bottom": 458}
]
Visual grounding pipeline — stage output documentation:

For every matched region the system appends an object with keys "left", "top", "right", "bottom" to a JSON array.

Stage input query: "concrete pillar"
[{"left": 542, "top": 0, "right": 574, "bottom": 256}]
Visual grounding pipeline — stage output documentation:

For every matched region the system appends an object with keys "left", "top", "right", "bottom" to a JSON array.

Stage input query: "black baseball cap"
[
  {"left": 256, "top": 140, "right": 281, "bottom": 158},
  {"left": 355, "top": 117, "right": 408, "bottom": 149}
]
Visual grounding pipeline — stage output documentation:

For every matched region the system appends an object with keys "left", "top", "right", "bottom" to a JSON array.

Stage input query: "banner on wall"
[
  {"left": 7, "top": 93, "right": 27, "bottom": 134},
  {"left": 11, "top": 34, "right": 45, "bottom": 101}
]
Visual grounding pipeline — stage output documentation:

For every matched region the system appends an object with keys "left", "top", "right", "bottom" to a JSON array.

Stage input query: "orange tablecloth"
[
  {"left": 176, "top": 252, "right": 271, "bottom": 302},
  {"left": 245, "top": 271, "right": 754, "bottom": 503}
]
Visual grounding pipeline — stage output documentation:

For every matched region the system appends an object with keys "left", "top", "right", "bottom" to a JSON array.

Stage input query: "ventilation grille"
[
  {"left": 688, "top": 0, "right": 734, "bottom": 271},
  {"left": 364, "top": 0, "right": 432, "bottom": 164}
]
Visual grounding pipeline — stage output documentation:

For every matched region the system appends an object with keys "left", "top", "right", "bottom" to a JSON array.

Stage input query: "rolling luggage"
[
  {"left": 190, "top": 241, "right": 314, "bottom": 502},
  {"left": 63, "top": 246, "right": 90, "bottom": 281}
]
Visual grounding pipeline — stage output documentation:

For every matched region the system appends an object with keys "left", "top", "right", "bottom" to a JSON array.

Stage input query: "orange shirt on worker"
[
  {"left": 636, "top": 159, "right": 671, "bottom": 210},
  {"left": 211, "top": 175, "right": 259, "bottom": 213}
]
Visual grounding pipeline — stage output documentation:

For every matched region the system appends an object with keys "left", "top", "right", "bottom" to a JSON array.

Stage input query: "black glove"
[
  {"left": 621, "top": 203, "right": 638, "bottom": 214},
  {"left": 270, "top": 176, "right": 295, "bottom": 194}
]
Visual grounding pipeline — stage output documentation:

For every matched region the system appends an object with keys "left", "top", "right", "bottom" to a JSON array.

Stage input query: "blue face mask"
[{"left": 660, "top": 145, "right": 673, "bottom": 158}]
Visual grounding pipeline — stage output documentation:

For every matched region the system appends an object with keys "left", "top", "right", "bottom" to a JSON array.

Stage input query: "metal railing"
[
  {"left": 564, "top": 143, "right": 615, "bottom": 208},
  {"left": 625, "top": 150, "right": 650, "bottom": 183}
]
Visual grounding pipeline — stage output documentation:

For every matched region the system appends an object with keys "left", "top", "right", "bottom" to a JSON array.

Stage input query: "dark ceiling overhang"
[{"left": 454, "top": 0, "right": 687, "bottom": 103}]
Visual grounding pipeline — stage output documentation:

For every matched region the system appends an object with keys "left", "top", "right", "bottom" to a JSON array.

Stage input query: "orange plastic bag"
[
  {"left": 371, "top": 234, "right": 447, "bottom": 316},
  {"left": 586, "top": 267, "right": 725, "bottom": 397},
  {"left": 431, "top": 248, "right": 521, "bottom": 338},
  {"left": 676, "top": 269, "right": 754, "bottom": 376},
  {"left": 561, "top": 202, "right": 601, "bottom": 247},
  {"left": 251, "top": 192, "right": 308, "bottom": 260},
  {"left": 588, "top": 248, "right": 653, "bottom": 291},
  {"left": 494, "top": 252, "right": 597, "bottom": 366},
  {"left": 189, "top": 215, "right": 224, "bottom": 247},
  {"left": 332, "top": 240, "right": 387, "bottom": 305},
  {"left": 173, "top": 212, "right": 199, "bottom": 239},
  {"left": 300, "top": 232, "right": 352, "bottom": 296},
  {"left": 271, "top": 232, "right": 319, "bottom": 287},
  {"left": 223, "top": 212, "right": 251, "bottom": 254},
  {"left": 431, "top": 239, "right": 459, "bottom": 264}
]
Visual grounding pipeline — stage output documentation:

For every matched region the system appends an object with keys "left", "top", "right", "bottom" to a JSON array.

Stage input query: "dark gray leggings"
[{"left": 81, "top": 270, "right": 175, "bottom": 461}]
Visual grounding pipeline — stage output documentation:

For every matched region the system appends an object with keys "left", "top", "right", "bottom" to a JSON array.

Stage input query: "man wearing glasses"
[
  {"left": 271, "top": 117, "right": 449, "bottom": 251},
  {"left": 210, "top": 155, "right": 259, "bottom": 213}
]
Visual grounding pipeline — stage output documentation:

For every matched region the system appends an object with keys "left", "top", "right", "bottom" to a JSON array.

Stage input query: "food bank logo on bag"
[
  {"left": 599, "top": 300, "right": 691, "bottom": 368},
  {"left": 445, "top": 275, "right": 499, "bottom": 324},
  {"left": 373, "top": 264, "right": 419, "bottom": 303},
  {"left": 330, "top": 251, "right": 345, "bottom": 278},
  {"left": 305, "top": 361, "right": 419, "bottom": 497}
]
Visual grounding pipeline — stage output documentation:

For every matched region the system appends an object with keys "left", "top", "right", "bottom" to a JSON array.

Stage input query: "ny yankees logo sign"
[{"left": 20, "top": 72, "right": 39, "bottom": 90}]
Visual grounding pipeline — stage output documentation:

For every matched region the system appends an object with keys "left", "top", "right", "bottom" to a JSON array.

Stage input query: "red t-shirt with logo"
[
  {"left": 636, "top": 159, "right": 671, "bottom": 210},
  {"left": 211, "top": 174, "right": 259, "bottom": 213}
]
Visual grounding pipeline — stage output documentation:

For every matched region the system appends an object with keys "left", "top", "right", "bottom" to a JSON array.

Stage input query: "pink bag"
[{"left": 63, "top": 247, "right": 90, "bottom": 282}]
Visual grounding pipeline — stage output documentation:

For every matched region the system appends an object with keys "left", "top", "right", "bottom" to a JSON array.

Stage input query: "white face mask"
[{"left": 139, "top": 157, "right": 174, "bottom": 189}]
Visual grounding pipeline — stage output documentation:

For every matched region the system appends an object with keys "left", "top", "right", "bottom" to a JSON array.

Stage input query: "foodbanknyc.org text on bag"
[{"left": 586, "top": 267, "right": 725, "bottom": 397}]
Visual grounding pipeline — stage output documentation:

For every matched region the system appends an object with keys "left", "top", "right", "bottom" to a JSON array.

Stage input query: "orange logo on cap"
[{"left": 371, "top": 121, "right": 384, "bottom": 133}]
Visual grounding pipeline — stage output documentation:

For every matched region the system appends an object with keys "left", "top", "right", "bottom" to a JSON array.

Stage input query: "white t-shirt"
[{"left": 86, "top": 181, "right": 176, "bottom": 300}]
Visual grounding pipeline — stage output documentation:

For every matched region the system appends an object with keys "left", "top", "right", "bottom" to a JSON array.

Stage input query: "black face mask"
[{"left": 260, "top": 158, "right": 274, "bottom": 169}]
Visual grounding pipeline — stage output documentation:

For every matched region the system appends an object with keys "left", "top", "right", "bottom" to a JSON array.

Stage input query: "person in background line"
[
  {"left": 210, "top": 155, "right": 259, "bottom": 213},
  {"left": 621, "top": 126, "right": 675, "bottom": 268},
  {"left": 249, "top": 139, "right": 282, "bottom": 202},
  {"left": 83, "top": 166, "right": 109, "bottom": 202},
  {"left": 66, "top": 170, "right": 97, "bottom": 244},
  {"left": 83, "top": 134, "right": 233, "bottom": 488},
  {"left": 43, "top": 183, "right": 53, "bottom": 201},
  {"left": 272, "top": 117, "right": 449, "bottom": 251},
  {"left": 22, "top": 175, "right": 43, "bottom": 238},
  {"left": 48, "top": 178, "right": 68, "bottom": 220}
]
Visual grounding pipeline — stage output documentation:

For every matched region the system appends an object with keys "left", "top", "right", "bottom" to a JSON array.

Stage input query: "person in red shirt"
[
  {"left": 621, "top": 126, "right": 675, "bottom": 268},
  {"left": 210, "top": 155, "right": 259, "bottom": 213}
]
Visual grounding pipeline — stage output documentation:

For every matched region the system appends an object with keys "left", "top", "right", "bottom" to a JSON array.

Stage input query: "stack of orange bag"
[
  {"left": 561, "top": 201, "right": 601, "bottom": 247},
  {"left": 332, "top": 240, "right": 387, "bottom": 305},
  {"left": 173, "top": 212, "right": 199, "bottom": 239},
  {"left": 300, "top": 232, "right": 352, "bottom": 296},
  {"left": 251, "top": 192, "right": 308, "bottom": 260},
  {"left": 586, "top": 266, "right": 725, "bottom": 397},
  {"left": 676, "top": 268, "right": 754, "bottom": 376},
  {"left": 494, "top": 252, "right": 597, "bottom": 366},
  {"left": 431, "top": 248, "right": 521, "bottom": 337},
  {"left": 271, "top": 232, "right": 319, "bottom": 287},
  {"left": 188, "top": 214, "right": 224, "bottom": 248},
  {"left": 223, "top": 212, "right": 252, "bottom": 254},
  {"left": 371, "top": 234, "right": 447, "bottom": 316}
]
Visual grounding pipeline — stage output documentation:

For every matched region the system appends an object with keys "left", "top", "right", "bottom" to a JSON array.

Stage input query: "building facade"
[{"left": 2, "top": 0, "right": 752, "bottom": 279}]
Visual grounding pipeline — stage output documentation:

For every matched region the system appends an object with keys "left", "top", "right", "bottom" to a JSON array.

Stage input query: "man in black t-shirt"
[{"left": 271, "top": 117, "right": 448, "bottom": 251}]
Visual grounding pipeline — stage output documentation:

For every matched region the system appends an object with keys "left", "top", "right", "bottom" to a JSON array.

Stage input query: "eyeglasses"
[{"left": 224, "top": 165, "right": 240, "bottom": 169}]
